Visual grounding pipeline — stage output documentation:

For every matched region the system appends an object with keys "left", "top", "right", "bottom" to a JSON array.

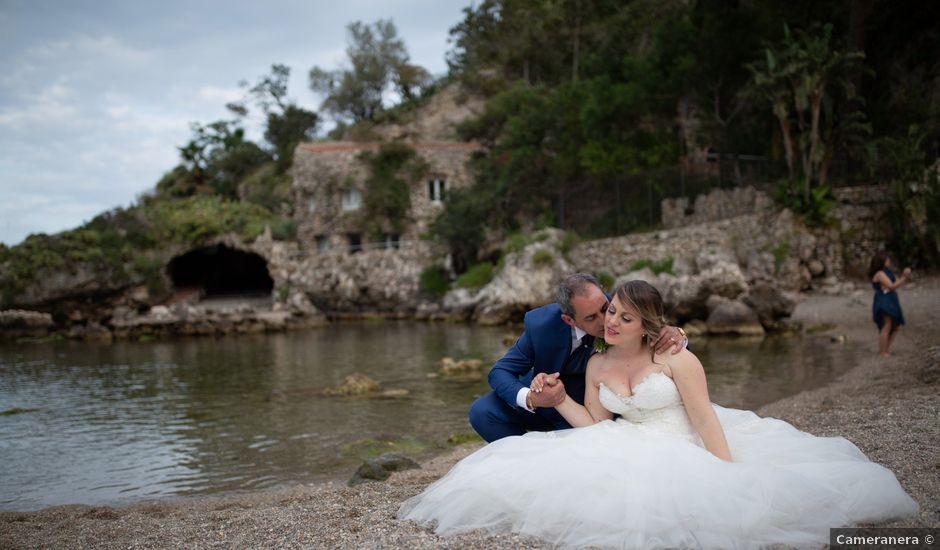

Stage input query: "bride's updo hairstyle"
[{"left": 613, "top": 280, "right": 666, "bottom": 347}]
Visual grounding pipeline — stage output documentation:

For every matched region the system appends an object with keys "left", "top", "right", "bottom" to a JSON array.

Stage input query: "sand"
[{"left": 2, "top": 276, "right": 938, "bottom": 549}]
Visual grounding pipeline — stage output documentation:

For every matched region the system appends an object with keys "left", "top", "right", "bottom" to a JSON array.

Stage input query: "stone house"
[
  {"left": 290, "top": 80, "right": 486, "bottom": 257},
  {"left": 291, "top": 141, "right": 482, "bottom": 254}
]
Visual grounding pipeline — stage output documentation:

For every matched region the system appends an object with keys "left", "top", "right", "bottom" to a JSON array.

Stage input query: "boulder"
[
  {"left": 413, "top": 301, "right": 441, "bottom": 320},
  {"left": 664, "top": 274, "right": 709, "bottom": 320},
  {"left": 256, "top": 311, "right": 291, "bottom": 330},
  {"left": 472, "top": 229, "right": 574, "bottom": 325},
  {"left": 699, "top": 262, "right": 749, "bottom": 300},
  {"left": 682, "top": 319, "right": 708, "bottom": 337},
  {"left": 614, "top": 267, "right": 673, "bottom": 292},
  {"left": 148, "top": 305, "right": 175, "bottom": 322},
  {"left": 348, "top": 452, "right": 420, "bottom": 486},
  {"left": 439, "top": 357, "right": 485, "bottom": 376},
  {"left": 706, "top": 299, "right": 765, "bottom": 336},
  {"left": 808, "top": 259, "right": 825, "bottom": 277},
  {"left": 323, "top": 373, "right": 382, "bottom": 396},
  {"left": 286, "top": 290, "right": 319, "bottom": 315},
  {"left": 0, "top": 309, "right": 55, "bottom": 330},
  {"left": 694, "top": 247, "right": 739, "bottom": 272},
  {"left": 348, "top": 460, "right": 390, "bottom": 484},
  {"left": 741, "top": 282, "right": 797, "bottom": 331},
  {"left": 664, "top": 260, "right": 747, "bottom": 321},
  {"left": 441, "top": 288, "right": 480, "bottom": 319},
  {"left": 66, "top": 322, "right": 113, "bottom": 342}
]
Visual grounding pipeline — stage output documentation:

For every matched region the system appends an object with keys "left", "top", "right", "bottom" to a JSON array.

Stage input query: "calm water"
[{"left": 0, "top": 323, "right": 860, "bottom": 511}]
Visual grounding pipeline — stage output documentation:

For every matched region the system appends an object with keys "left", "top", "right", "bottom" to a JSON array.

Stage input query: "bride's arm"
[
  {"left": 668, "top": 350, "right": 733, "bottom": 461},
  {"left": 555, "top": 356, "right": 614, "bottom": 427}
]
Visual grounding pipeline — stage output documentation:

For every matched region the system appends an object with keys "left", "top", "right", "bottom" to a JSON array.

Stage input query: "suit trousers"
[{"left": 468, "top": 391, "right": 573, "bottom": 442}]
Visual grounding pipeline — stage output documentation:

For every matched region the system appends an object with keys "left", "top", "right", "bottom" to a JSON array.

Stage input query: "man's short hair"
[{"left": 555, "top": 273, "right": 603, "bottom": 318}]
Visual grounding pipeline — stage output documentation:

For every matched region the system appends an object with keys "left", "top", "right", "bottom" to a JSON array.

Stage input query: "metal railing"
[{"left": 318, "top": 238, "right": 432, "bottom": 254}]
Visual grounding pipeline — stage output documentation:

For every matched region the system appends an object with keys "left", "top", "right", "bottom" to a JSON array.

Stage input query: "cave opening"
[{"left": 167, "top": 245, "right": 273, "bottom": 298}]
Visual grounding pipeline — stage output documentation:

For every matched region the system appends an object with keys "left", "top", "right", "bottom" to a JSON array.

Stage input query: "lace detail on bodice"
[{"left": 598, "top": 373, "right": 702, "bottom": 445}]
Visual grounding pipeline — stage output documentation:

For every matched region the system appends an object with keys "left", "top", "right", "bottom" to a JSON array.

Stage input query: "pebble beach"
[{"left": 2, "top": 277, "right": 938, "bottom": 549}]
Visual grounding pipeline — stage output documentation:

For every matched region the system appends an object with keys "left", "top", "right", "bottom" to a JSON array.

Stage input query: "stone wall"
[
  {"left": 280, "top": 239, "right": 445, "bottom": 313},
  {"left": 661, "top": 186, "right": 773, "bottom": 229},
  {"left": 829, "top": 186, "right": 891, "bottom": 275},
  {"left": 569, "top": 209, "right": 843, "bottom": 293},
  {"left": 562, "top": 211, "right": 839, "bottom": 333},
  {"left": 661, "top": 185, "right": 890, "bottom": 275}
]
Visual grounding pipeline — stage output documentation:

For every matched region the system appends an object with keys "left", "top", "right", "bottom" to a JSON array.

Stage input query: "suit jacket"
[{"left": 488, "top": 303, "right": 593, "bottom": 428}]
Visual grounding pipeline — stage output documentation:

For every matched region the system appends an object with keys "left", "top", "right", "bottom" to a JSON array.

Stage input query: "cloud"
[
  {"left": 196, "top": 85, "right": 244, "bottom": 105},
  {"left": 0, "top": 192, "right": 113, "bottom": 245},
  {"left": 23, "top": 33, "right": 153, "bottom": 65},
  {"left": 0, "top": 0, "right": 467, "bottom": 246},
  {"left": 0, "top": 81, "right": 79, "bottom": 128},
  {"left": 103, "top": 93, "right": 194, "bottom": 133}
]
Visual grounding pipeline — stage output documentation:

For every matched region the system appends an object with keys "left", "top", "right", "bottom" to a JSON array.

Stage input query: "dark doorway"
[{"left": 167, "top": 245, "right": 273, "bottom": 297}]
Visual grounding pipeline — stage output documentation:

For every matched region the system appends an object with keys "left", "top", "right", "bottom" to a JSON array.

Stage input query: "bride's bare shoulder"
[
  {"left": 653, "top": 348, "right": 702, "bottom": 376},
  {"left": 587, "top": 352, "right": 609, "bottom": 370},
  {"left": 586, "top": 352, "right": 615, "bottom": 378}
]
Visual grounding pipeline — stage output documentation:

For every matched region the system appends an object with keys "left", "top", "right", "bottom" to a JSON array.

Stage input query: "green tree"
[
  {"left": 231, "top": 64, "right": 319, "bottom": 173},
  {"left": 309, "top": 19, "right": 431, "bottom": 123},
  {"left": 166, "top": 120, "right": 271, "bottom": 200},
  {"left": 746, "top": 24, "right": 869, "bottom": 200},
  {"left": 358, "top": 143, "right": 428, "bottom": 236},
  {"left": 871, "top": 126, "right": 939, "bottom": 267}
]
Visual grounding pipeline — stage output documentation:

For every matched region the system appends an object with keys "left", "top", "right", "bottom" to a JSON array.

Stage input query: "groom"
[{"left": 469, "top": 272, "right": 687, "bottom": 442}]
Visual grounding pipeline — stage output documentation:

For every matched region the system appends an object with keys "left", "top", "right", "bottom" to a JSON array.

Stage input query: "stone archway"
[{"left": 167, "top": 244, "right": 273, "bottom": 298}]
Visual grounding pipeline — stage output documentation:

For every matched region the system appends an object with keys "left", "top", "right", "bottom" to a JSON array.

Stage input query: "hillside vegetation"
[{"left": 2, "top": 2, "right": 939, "bottom": 307}]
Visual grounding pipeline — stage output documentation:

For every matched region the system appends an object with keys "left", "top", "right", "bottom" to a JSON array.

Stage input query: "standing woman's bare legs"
[
  {"left": 887, "top": 324, "right": 901, "bottom": 355},
  {"left": 879, "top": 315, "right": 894, "bottom": 357}
]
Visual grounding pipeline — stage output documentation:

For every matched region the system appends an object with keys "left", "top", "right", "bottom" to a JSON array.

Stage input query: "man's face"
[{"left": 561, "top": 284, "right": 609, "bottom": 338}]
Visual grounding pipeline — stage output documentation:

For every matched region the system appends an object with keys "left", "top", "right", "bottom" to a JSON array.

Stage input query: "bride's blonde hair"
[{"left": 613, "top": 280, "right": 666, "bottom": 353}]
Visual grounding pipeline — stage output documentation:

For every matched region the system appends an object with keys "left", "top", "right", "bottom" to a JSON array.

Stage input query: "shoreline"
[{"left": 2, "top": 277, "right": 938, "bottom": 548}]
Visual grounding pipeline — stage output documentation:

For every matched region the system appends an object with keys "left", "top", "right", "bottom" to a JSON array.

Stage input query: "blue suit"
[{"left": 469, "top": 303, "right": 594, "bottom": 442}]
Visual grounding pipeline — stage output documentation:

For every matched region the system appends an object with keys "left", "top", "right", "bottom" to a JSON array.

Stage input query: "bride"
[{"left": 399, "top": 280, "right": 918, "bottom": 549}]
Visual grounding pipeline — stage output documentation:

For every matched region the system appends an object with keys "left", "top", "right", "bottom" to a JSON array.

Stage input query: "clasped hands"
[
  {"left": 529, "top": 372, "right": 566, "bottom": 408},
  {"left": 526, "top": 326, "right": 686, "bottom": 410}
]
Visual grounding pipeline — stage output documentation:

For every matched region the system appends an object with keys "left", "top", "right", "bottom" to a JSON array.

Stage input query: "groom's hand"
[
  {"left": 529, "top": 373, "right": 565, "bottom": 408},
  {"left": 651, "top": 325, "right": 686, "bottom": 355}
]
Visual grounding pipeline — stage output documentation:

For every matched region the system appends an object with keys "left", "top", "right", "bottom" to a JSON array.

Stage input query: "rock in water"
[
  {"left": 348, "top": 452, "right": 420, "bottom": 485},
  {"left": 438, "top": 357, "right": 485, "bottom": 376},
  {"left": 706, "top": 299, "right": 765, "bottom": 336},
  {"left": 323, "top": 373, "right": 381, "bottom": 396}
]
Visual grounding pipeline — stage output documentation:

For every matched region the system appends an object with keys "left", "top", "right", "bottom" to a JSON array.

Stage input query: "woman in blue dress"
[{"left": 867, "top": 250, "right": 912, "bottom": 357}]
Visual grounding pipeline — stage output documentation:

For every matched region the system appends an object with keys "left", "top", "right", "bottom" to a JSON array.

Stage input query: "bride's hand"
[
  {"left": 530, "top": 372, "right": 565, "bottom": 408},
  {"left": 531, "top": 372, "right": 561, "bottom": 393}
]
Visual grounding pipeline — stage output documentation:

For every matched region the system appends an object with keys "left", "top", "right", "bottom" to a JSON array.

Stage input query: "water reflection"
[{"left": 0, "top": 324, "right": 858, "bottom": 511}]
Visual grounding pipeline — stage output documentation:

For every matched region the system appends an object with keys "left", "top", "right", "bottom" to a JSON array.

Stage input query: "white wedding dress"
[{"left": 399, "top": 372, "right": 918, "bottom": 549}]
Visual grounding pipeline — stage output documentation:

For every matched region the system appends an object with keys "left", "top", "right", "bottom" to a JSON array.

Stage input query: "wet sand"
[{"left": 2, "top": 276, "right": 938, "bottom": 549}]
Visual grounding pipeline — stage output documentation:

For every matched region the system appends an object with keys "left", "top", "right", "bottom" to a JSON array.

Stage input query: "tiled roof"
[{"left": 298, "top": 141, "right": 484, "bottom": 154}]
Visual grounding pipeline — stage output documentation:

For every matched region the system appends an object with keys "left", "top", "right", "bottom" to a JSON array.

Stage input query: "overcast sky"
[{"left": 0, "top": 0, "right": 469, "bottom": 246}]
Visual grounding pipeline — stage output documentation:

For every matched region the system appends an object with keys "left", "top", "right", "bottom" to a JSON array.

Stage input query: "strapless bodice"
[{"left": 598, "top": 373, "right": 701, "bottom": 445}]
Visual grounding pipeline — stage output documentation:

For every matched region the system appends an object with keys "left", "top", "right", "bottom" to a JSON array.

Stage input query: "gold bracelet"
[{"left": 526, "top": 393, "right": 535, "bottom": 410}]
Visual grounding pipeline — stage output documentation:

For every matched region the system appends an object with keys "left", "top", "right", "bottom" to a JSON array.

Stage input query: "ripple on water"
[{"left": 0, "top": 325, "right": 856, "bottom": 511}]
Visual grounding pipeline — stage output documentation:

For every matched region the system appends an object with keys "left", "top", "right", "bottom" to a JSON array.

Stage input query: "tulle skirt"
[{"left": 399, "top": 406, "right": 918, "bottom": 549}]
